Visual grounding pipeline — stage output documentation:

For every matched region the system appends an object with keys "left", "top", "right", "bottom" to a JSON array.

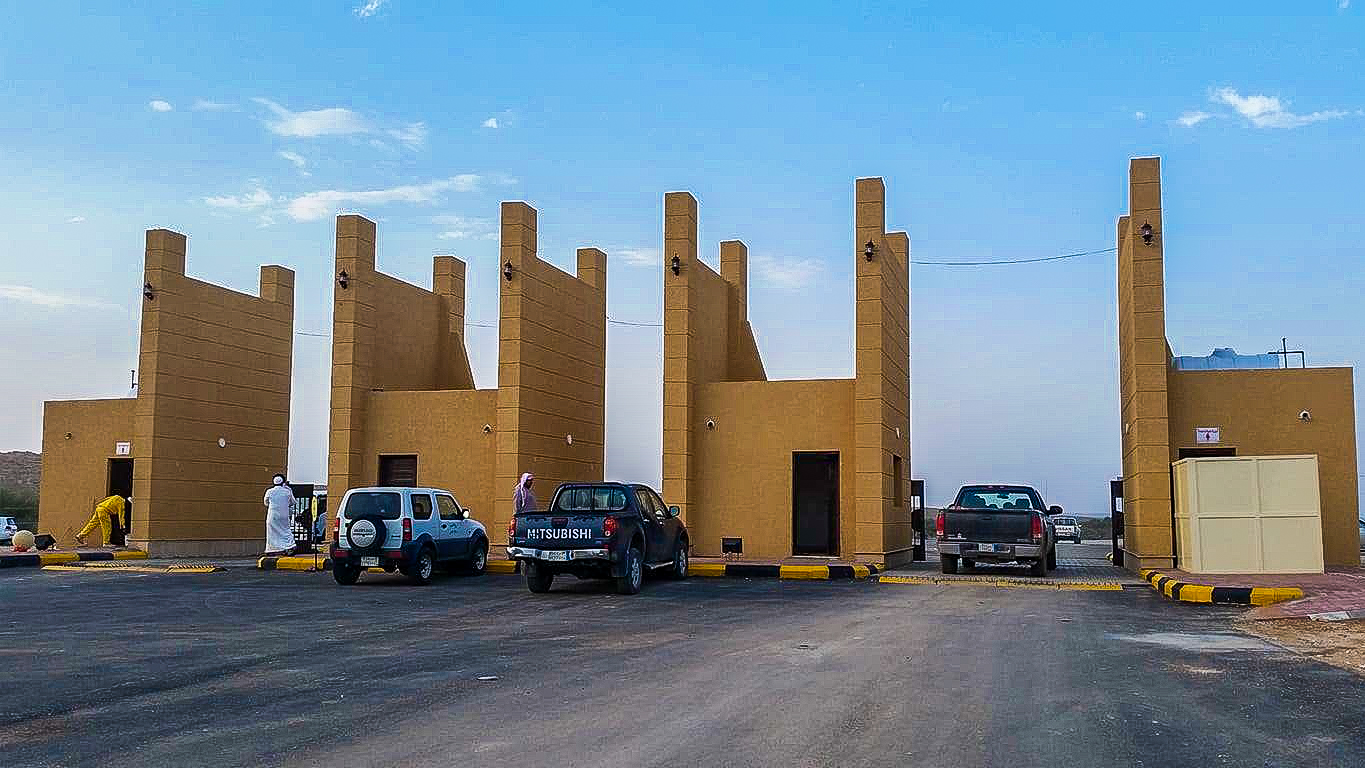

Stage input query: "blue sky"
[{"left": 2, "top": 1, "right": 1362, "bottom": 515}]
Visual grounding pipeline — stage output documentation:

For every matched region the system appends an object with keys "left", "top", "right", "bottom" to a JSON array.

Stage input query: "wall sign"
[
  {"left": 1194, "top": 427, "right": 1221, "bottom": 445},
  {"left": 115, "top": 441, "right": 131, "bottom": 456}
]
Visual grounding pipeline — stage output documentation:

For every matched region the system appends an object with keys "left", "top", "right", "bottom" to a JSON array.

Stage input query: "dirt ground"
[{"left": 1241, "top": 618, "right": 1365, "bottom": 676}]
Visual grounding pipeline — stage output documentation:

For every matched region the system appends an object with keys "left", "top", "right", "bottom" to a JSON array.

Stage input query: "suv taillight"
[
  {"left": 331, "top": 516, "right": 340, "bottom": 542},
  {"left": 934, "top": 512, "right": 945, "bottom": 538},
  {"left": 402, "top": 518, "right": 412, "bottom": 543},
  {"left": 1030, "top": 513, "right": 1044, "bottom": 541},
  {"left": 603, "top": 517, "right": 618, "bottom": 537},
  {"left": 507, "top": 518, "right": 516, "bottom": 542}
]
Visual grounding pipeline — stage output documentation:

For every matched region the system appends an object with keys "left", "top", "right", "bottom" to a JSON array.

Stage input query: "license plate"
[
  {"left": 988, "top": 544, "right": 1010, "bottom": 554},
  {"left": 543, "top": 550, "right": 569, "bottom": 562},
  {"left": 360, "top": 557, "right": 379, "bottom": 567}
]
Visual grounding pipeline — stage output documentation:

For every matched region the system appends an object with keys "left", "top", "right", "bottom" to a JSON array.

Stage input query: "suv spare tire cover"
[{"left": 346, "top": 517, "right": 388, "bottom": 554}]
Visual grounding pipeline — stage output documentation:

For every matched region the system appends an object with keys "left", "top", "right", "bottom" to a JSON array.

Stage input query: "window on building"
[{"left": 893, "top": 455, "right": 904, "bottom": 507}]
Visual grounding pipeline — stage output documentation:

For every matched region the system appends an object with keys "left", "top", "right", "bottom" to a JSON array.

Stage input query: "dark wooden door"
[
  {"left": 378, "top": 455, "right": 418, "bottom": 487},
  {"left": 792, "top": 452, "right": 839, "bottom": 556}
]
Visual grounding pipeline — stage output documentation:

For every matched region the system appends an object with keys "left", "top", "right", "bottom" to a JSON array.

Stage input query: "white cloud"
[
  {"left": 1176, "top": 110, "right": 1213, "bottom": 127},
  {"left": 482, "top": 117, "right": 499, "bottom": 129},
  {"left": 1340, "top": 1, "right": 1351, "bottom": 10},
  {"left": 355, "top": 0, "right": 388, "bottom": 17},
  {"left": 752, "top": 253, "right": 821, "bottom": 291},
  {"left": 253, "top": 98, "right": 369, "bottom": 138},
  {"left": 66, "top": 216, "right": 85, "bottom": 224},
  {"left": 614, "top": 247, "right": 659, "bottom": 267},
  {"left": 387, "top": 121, "right": 428, "bottom": 149},
  {"left": 1134, "top": 111, "right": 1146, "bottom": 121},
  {"left": 278, "top": 150, "right": 310, "bottom": 176},
  {"left": 192, "top": 99, "right": 232, "bottom": 111},
  {"left": 204, "top": 182, "right": 275, "bottom": 212},
  {"left": 1210, "top": 87, "right": 1352, "bottom": 129},
  {"left": 434, "top": 214, "right": 498, "bottom": 241},
  {"left": 0, "top": 284, "right": 119, "bottom": 310},
  {"left": 149, "top": 100, "right": 173, "bottom": 112},
  {"left": 288, "top": 175, "right": 484, "bottom": 221}
]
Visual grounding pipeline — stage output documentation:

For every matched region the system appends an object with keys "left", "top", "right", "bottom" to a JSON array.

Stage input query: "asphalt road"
[{"left": 1, "top": 561, "right": 1361, "bottom": 768}]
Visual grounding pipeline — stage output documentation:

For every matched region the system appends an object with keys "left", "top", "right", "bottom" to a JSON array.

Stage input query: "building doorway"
[
  {"left": 378, "top": 455, "right": 418, "bottom": 487},
  {"left": 107, "top": 458, "right": 133, "bottom": 546},
  {"left": 792, "top": 452, "right": 839, "bottom": 556}
]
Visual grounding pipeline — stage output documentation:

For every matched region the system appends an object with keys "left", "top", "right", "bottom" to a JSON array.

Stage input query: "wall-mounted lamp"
[
  {"left": 143, "top": 282, "right": 155, "bottom": 301},
  {"left": 705, "top": 419, "right": 716, "bottom": 431},
  {"left": 864, "top": 240, "right": 876, "bottom": 261},
  {"left": 64, "top": 432, "right": 73, "bottom": 440},
  {"left": 482, "top": 423, "right": 492, "bottom": 434},
  {"left": 670, "top": 255, "right": 681, "bottom": 276},
  {"left": 337, "top": 270, "right": 349, "bottom": 289},
  {"left": 1139, "top": 222, "right": 1154, "bottom": 246},
  {"left": 566, "top": 434, "right": 574, "bottom": 445},
  {"left": 503, "top": 261, "right": 514, "bottom": 281},
  {"left": 1298, "top": 410, "right": 1312, "bottom": 422}
]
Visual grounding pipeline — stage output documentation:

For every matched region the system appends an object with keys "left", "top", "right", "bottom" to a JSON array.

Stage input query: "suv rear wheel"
[
  {"left": 616, "top": 545, "right": 644, "bottom": 595},
  {"left": 333, "top": 564, "right": 361, "bottom": 585},
  {"left": 525, "top": 561, "right": 553, "bottom": 593},
  {"left": 668, "top": 539, "right": 689, "bottom": 579},
  {"left": 406, "top": 547, "right": 436, "bottom": 585},
  {"left": 940, "top": 554, "right": 958, "bottom": 574}
]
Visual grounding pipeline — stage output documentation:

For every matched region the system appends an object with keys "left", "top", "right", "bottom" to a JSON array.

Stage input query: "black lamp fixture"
[
  {"left": 142, "top": 282, "right": 155, "bottom": 300},
  {"left": 1139, "top": 221, "right": 1154, "bottom": 246},
  {"left": 337, "top": 270, "right": 349, "bottom": 289},
  {"left": 670, "top": 254, "right": 681, "bottom": 276},
  {"left": 503, "top": 261, "right": 514, "bottom": 281},
  {"left": 864, "top": 240, "right": 876, "bottom": 261}
]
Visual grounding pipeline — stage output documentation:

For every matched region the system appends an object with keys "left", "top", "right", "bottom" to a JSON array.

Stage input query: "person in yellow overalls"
[{"left": 74, "top": 495, "right": 128, "bottom": 548}]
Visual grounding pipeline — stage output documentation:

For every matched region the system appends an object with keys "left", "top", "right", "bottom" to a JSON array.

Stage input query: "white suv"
[
  {"left": 329, "top": 487, "right": 488, "bottom": 585},
  {"left": 0, "top": 517, "right": 17, "bottom": 545}
]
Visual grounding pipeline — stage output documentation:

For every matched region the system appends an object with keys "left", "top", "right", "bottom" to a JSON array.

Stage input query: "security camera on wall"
[{"left": 1298, "top": 410, "right": 1312, "bottom": 422}]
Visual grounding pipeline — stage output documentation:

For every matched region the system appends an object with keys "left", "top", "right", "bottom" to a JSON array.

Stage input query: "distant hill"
[{"left": 0, "top": 451, "right": 40, "bottom": 492}]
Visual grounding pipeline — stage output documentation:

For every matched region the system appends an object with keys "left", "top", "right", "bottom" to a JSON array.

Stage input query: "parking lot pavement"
[{"left": 2, "top": 568, "right": 1362, "bottom": 767}]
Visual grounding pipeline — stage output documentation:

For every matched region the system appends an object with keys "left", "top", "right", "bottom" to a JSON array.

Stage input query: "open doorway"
[
  {"left": 792, "top": 452, "right": 839, "bottom": 556},
  {"left": 107, "top": 458, "right": 133, "bottom": 546}
]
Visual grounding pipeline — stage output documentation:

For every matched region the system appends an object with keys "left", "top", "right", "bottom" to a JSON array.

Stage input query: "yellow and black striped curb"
[
  {"left": 690, "top": 563, "right": 880, "bottom": 580},
  {"left": 257, "top": 555, "right": 517, "bottom": 574},
  {"left": 1, "top": 550, "right": 148, "bottom": 570},
  {"left": 1140, "top": 569, "right": 1304, "bottom": 606},
  {"left": 42, "top": 563, "right": 221, "bottom": 574},
  {"left": 879, "top": 574, "right": 1123, "bottom": 591}
]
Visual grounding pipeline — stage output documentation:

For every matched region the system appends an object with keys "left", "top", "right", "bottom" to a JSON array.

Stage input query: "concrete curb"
[
  {"left": 257, "top": 555, "right": 518, "bottom": 574},
  {"left": 1140, "top": 569, "right": 1304, "bottom": 606},
  {"left": 879, "top": 574, "right": 1123, "bottom": 591},
  {"left": 43, "top": 563, "right": 221, "bottom": 574},
  {"left": 0, "top": 550, "right": 148, "bottom": 570},
  {"left": 690, "top": 563, "right": 881, "bottom": 580}
]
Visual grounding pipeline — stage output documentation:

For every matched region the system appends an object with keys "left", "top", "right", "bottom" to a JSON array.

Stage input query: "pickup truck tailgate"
[
  {"left": 516, "top": 513, "right": 608, "bottom": 548},
  {"left": 943, "top": 509, "right": 1033, "bottom": 542}
]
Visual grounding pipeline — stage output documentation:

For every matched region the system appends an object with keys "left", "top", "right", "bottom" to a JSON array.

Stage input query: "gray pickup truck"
[{"left": 936, "top": 484, "right": 1059, "bottom": 576}]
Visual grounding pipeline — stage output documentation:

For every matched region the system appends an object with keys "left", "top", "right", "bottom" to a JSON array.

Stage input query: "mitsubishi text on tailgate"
[
  {"left": 506, "top": 482, "right": 690, "bottom": 594},
  {"left": 936, "top": 484, "right": 1060, "bottom": 577}
]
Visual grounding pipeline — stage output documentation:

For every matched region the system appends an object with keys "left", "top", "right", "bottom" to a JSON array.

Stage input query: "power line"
[
  {"left": 910, "top": 247, "right": 1116, "bottom": 266},
  {"left": 608, "top": 317, "right": 662, "bottom": 328}
]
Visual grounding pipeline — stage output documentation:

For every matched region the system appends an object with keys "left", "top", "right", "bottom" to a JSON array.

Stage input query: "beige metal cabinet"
[{"left": 1172, "top": 455, "right": 1324, "bottom": 574}]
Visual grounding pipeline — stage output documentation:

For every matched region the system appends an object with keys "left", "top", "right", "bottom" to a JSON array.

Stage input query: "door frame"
[{"left": 791, "top": 451, "right": 840, "bottom": 557}]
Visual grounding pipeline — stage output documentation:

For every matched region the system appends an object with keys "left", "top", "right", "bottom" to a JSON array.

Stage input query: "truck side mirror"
[
  {"left": 463, "top": 508, "right": 472, "bottom": 520},
  {"left": 1048, "top": 505, "right": 1063, "bottom": 516},
  {"left": 668, "top": 505, "right": 681, "bottom": 518}
]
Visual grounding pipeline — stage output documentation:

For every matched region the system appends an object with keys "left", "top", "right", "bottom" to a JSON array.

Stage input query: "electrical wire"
[{"left": 910, "top": 247, "right": 1116, "bottom": 266}]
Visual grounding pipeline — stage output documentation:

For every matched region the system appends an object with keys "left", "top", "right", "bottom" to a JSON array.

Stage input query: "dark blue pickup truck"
[{"left": 506, "top": 482, "right": 689, "bottom": 594}]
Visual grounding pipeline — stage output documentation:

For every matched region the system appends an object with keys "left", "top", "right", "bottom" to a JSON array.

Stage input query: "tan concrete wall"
[
  {"left": 854, "top": 180, "right": 913, "bottom": 565},
  {"left": 38, "top": 399, "right": 136, "bottom": 540},
  {"left": 691, "top": 379, "right": 855, "bottom": 559},
  {"left": 1167, "top": 368, "right": 1359, "bottom": 566},
  {"left": 328, "top": 208, "right": 607, "bottom": 555},
  {"left": 129, "top": 230, "right": 295, "bottom": 555},
  {"left": 1116, "top": 157, "right": 1175, "bottom": 570},
  {"left": 362, "top": 389, "right": 498, "bottom": 518},
  {"left": 662, "top": 179, "right": 911, "bottom": 566}
]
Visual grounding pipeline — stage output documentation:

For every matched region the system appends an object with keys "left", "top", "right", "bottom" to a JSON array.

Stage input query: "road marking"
[
  {"left": 878, "top": 575, "right": 1123, "bottom": 591},
  {"left": 41, "top": 564, "right": 221, "bottom": 574}
]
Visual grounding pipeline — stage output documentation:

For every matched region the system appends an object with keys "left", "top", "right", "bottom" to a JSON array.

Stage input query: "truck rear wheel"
[
  {"left": 1030, "top": 557, "right": 1047, "bottom": 577},
  {"left": 616, "top": 546, "right": 644, "bottom": 594},
  {"left": 940, "top": 554, "right": 958, "bottom": 574},
  {"left": 525, "top": 562, "right": 553, "bottom": 593},
  {"left": 960, "top": 558, "right": 975, "bottom": 573}
]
